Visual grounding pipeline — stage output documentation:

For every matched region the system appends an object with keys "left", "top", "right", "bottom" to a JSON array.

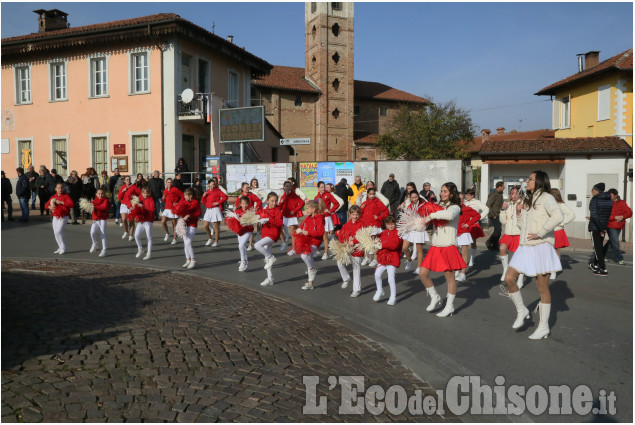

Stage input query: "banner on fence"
[{"left": 226, "top": 163, "right": 292, "bottom": 193}]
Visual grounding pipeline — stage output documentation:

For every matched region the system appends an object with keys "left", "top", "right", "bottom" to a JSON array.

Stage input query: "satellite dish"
[{"left": 181, "top": 88, "right": 194, "bottom": 104}]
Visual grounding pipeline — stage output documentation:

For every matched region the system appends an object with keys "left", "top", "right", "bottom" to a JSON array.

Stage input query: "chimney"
[
  {"left": 227, "top": 35, "right": 234, "bottom": 43},
  {"left": 496, "top": 127, "right": 505, "bottom": 135},
  {"left": 481, "top": 129, "right": 491, "bottom": 141},
  {"left": 33, "top": 9, "right": 69, "bottom": 33},
  {"left": 584, "top": 51, "right": 600, "bottom": 69}
]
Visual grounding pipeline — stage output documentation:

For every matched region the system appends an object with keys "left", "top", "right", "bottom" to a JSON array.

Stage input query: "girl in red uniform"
[
  {"left": 455, "top": 193, "right": 481, "bottom": 282},
  {"left": 228, "top": 196, "right": 255, "bottom": 272},
  {"left": 118, "top": 175, "right": 141, "bottom": 242},
  {"left": 335, "top": 205, "right": 364, "bottom": 297},
  {"left": 235, "top": 182, "right": 263, "bottom": 252},
  {"left": 89, "top": 188, "right": 111, "bottom": 257},
  {"left": 498, "top": 185, "right": 523, "bottom": 285},
  {"left": 174, "top": 188, "right": 201, "bottom": 269},
  {"left": 201, "top": 178, "right": 227, "bottom": 247},
  {"left": 374, "top": 215, "right": 403, "bottom": 305},
  {"left": 296, "top": 199, "right": 325, "bottom": 290},
  {"left": 419, "top": 182, "right": 467, "bottom": 318},
  {"left": 161, "top": 178, "right": 183, "bottom": 245},
  {"left": 45, "top": 183, "right": 74, "bottom": 254},
  {"left": 254, "top": 192, "right": 284, "bottom": 286},
  {"left": 130, "top": 187, "right": 155, "bottom": 261},
  {"left": 360, "top": 188, "right": 389, "bottom": 267},
  {"left": 315, "top": 181, "right": 340, "bottom": 260},
  {"left": 279, "top": 180, "right": 305, "bottom": 255},
  {"left": 402, "top": 191, "right": 429, "bottom": 274}
]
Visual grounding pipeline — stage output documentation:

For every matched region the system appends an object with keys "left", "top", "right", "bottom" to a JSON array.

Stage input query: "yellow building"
[{"left": 536, "top": 49, "right": 633, "bottom": 146}]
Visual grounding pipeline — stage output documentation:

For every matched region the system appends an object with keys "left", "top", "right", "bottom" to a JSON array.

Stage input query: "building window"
[
  {"left": 312, "top": 25, "right": 316, "bottom": 40},
  {"left": 50, "top": 62, "right": 67, "bottom": 101},
  {"left": 181, "top": 53, "right": 192, "bottom": 92},
  {"left": 354, "top": 105, "right": 360, "bottom": 116},
  {"left": 294, "top": 95, "right": 303, "bottom": 107},
  {"left": 332, "top": 2, "right": 342, "bottom": 11},
  {"left": 90, "top": 57, "right": 108, "bottom": 97},
  {"left": 332, "top": 78, "right": 340, "bottom": 91},
  {"left": 332, "top": 108, "right": 340, "bottom": 119},
  {"left": 15, "top": 66, "right": 31, "bottom": 104},
  {"left": 332, "top": 52, "right": 340, "bottom": 64},
  {"left": 332, "top": 23, "right": 340, "bottom": 36},
  {"left": 379, "top": 106, "right": 388, "bottom": 117},
  {"left": 552, "top": 95, "right": 570, "bottom": 129},
  {"left": 52, "top": 138, "right": 68, "bottom": 177},
  {"left": 130, "top": 52, "right": 149, "bottom": 94},
  {"left": 132, "top": 134, "right": 149, "bottom": 174},
  {"left": 198, "top": 59, "right": 209, "bottom": 93},
  {"left": 92, "top": 136, "right": 108, "bottom": 174},
  {"left": 17, "top": 139, "right": 32, "bottom": 169},
  {"left": 228, "top": 70, "right": 239, "bottom": 107},
  {"left": 311, "top": 2, "right": 316, "bottom": 13},
  {"left": 597, "top": 84, "right": 610, "bottom": 121}
]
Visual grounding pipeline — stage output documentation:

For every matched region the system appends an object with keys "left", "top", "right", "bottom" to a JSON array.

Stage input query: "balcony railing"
[{"left": 177, "top": 93, "right": 208, "bottom": 121}]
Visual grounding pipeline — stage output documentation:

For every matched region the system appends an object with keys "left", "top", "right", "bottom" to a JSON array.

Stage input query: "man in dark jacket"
[
  {"left": 109, "top": 168, "right": 121, "bottom": 220},
  {"left": 15, "top": 167, "right": 30, "bottom": 222},
  {"left": 485, "top": 181, "right": 505, "bottom": 249},
  {"left": 1, "top": 171, "right": 13, "bottom": 221},
  {"left": 45, "top": 169, "right": 63, "bottom": 194},
  {"left": 25, "top": 165, "right": 38, "bottom": 210},
  {"left": 334, "top": 178, "right": 354, "bottom": 229},
  {"left": 148, "top": 170, "right": 165, "bottom": 219},
  {"left": 381, "top": 173, "right": 400, "bottom": 216},
  {"left": 587, "top": 182, "right": 613, "bottom": 276}
]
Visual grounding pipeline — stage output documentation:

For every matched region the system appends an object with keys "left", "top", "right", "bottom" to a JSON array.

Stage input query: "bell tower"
[{"left": 305, "top": 2, "right": 354, "bottom": 161}]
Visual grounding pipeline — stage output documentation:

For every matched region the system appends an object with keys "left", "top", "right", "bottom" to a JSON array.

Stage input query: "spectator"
[
  {"left": 193, "top": 177, "right": 204, "bottom": 200},
  {"left": 113, "top": 176, "right": 126, "bottom": 225},
  {"left": 109, "top": 168, "right": 121, "bottom": 221},
  {"left": 66, "top": 171, "right": 83, "bottom": 224},
  {"left": 399, "top": 182, "right": 418, "bottom": 209},
  {"left": 15, "top": 167, "right": 30, "bottom": 222},
  {"left": 380, "top": 173, "right": 400, "bottom": 216},
  {"left": 134, "top": 172, "right": 147, "bottom": 189},
  {"left": 602, "top": 188, "right": 632, "bottom": 265},
  {"left": 175, "top": 158, "right": 190, "bottom": 184},
  {"left": 46, "top": 169, "right": 64, "bottom": 194},
  {"left": 1, "top": 170, "right": 13, "bottom": 221},
  {"left": 349, "top": 176, "right": 365, "bottom": 206},
  {"left": 419, "top": 182, "right": 437, "bottom": 203},
  {"left": 148, "top": 170, "right": 165, "bottom": 219},
  {"left": 35, "top": 167, "right": 50, "bottom": 216},
  {"left": 334, "top": 178, "right": 353, "bottom": 228},
  {"left": 173, "top": 173, "right": 186, "bottom": 192},
  {"left": 99, "top": 170, "right": 109, "bottom": 190},
  {"left": 81, "top": 168, "right": 100, "bottom": 224},
  {"left": 25, "top": 165, "right": 38, "bottom": 210},
  {"left": 485, "top": 181, "right": 505, "bottom": 249},
  {"left": 587, "top": 183, "right": 613, "bottom": 276}
]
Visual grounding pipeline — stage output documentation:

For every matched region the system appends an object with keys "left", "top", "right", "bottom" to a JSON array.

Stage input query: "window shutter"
[
  {"left": 597, "top": 85, "right": 610, "bottom": 121},
  {"left": 552, "top": 99, "right": 561, "bottom": 129}
]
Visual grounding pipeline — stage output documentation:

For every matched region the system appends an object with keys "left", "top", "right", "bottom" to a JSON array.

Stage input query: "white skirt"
[
  {"left": 456, "top": 233, "right": 473, "bottom": 246},
  {"left": 508, "top": 243, "right": 562, "bottom": 277},
  {"left": 324, "top": 216, "right": 334, "bottom": 232},
  {"left": 283, "top": 216, "right": 299, "bottom": 227},
  {"left": 405, "top": 231, "right": 429, "bottom": 244},
  {"left": 120, "top": 204, "right": 130, "bottom": 214},
  {"left": 162, "top": 209, "right": 178, "bottom": 219},
  {"left": 203, "top": 207, "right": 223, "bottom": 223}
]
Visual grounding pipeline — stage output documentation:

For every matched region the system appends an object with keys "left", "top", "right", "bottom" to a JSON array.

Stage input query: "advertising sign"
[
  {"left": 219, "top": 106, "right": 264, "bottom": 143},
  {"left": 204, "top": 156, "right": 220, "bottom": 181},
  {"left": 114, "top": 144, "right": 126, "bottom": 155}
]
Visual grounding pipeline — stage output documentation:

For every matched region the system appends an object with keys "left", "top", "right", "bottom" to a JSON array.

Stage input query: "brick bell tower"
[{"left": 305, "top": 2, "right": 354, "bottom": 161}]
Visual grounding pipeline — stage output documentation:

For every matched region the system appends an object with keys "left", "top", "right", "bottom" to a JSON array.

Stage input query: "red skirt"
[
  {"left": 421, "top": 245, "right": 467, "bottom": 272},
  {"left": 554, "top": 229, "right": 569, "bottom": 249},
  {"left": 469, "top": 223, "right": 485, "bottom": 239},
  {"left": 330, "top": 212, "right": 341, "bottom": 226},
  {"left": 499, "top": 234, "right": 520, "bottom": 252}
]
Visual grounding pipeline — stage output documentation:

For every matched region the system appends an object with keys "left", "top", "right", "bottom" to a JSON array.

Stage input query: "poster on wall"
[
  {"left": 317, "top": 162, "right": 336, "bottom": 185},
  {"left": 334, "top": 162, "right": 354, "bottom": 183},
  {"left": 204, "top": 156, "right": 220, "bottom": 182},
  {"left": 269, "top": 163, "right": 290, "bottom": 190},
  {"left": 300, "top": 162, "right": 318, "bottom": 187}
]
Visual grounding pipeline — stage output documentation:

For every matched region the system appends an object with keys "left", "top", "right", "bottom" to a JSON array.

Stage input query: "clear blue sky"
[{"left": 2, "top": 2, "right": 632, "bottom": 134}]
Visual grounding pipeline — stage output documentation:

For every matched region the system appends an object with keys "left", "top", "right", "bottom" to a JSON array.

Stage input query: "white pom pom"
[
  {"left": 397, "top": 207, "right": 426, "bottom": 237},
  {"left": 239, "top": 210, "right": 260, "bottom": 227},
  {"left": 354, "top": 227, "right": 382, "bottom": 254},
  {"left": 130, "top": 195, "right": 140, "bottom": 208},
  {"left": 224, "top": 210, "right": 238, "bottom": 220},
  {"left": 329, "top": 238, "right": 354, "bottom": 266},
  {"left": 79, "top": 198, "right": 94, "bottom": 214},
  {"left": 48, "top": 198, "right": 56, "bottom": 212},
  {"left": 175, "top": 218, "right": 187, "bottom": 238}
]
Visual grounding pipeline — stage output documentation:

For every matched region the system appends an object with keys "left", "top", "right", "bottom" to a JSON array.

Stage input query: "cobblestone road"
[{"left": 2, "top": 259, "right": 456, "bottom": 422}]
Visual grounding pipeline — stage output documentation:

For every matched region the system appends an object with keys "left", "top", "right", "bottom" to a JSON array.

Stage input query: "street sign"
[{"left": 280, "top": 138, "right": 310, "bottom": 146}]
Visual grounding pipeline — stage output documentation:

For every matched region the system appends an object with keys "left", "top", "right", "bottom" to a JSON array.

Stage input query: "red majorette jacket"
[
  {"left": 202, "top": 188, "right": 228, "bottom": 209},
  {"left": 174, "top": 199, "right": 201, "bottom": 227},
  {"left": 298, "top": 213, "right": 325, "bottom": 247},
  {"left": 458, "top": 204, "right": 481, "bottom": 236},
  {"left": 119, "top": 183, "right": 141, "bottom": 209},
  {"left": 280, "top": 190, "right": 305, "bottom": 218},
  {"left": 315, "top": 191, "right": 340, "bottom": 219},
  {"left": 377, "top": 228, "right": 403, "bottom": 267},
  {"left": 45, "top": 193, "right": 74, "bottom": 218},
  {"left": 336, "top": 219, "right": 364, "bottom": 257},
  {"left": 91, "top": 196, "right": 111, "bottom": 221},
  {"left": 162, "top": 187, "right": 183, "bottom": 210},
  {"left": 257, "top": 205, "right": 284, "bottom": 242},
  {"left": 361, "top": 197, "right": 389, "bottom": 228},
  {"left": 235, "top": 192, "right": 262, "bottom": 210}
]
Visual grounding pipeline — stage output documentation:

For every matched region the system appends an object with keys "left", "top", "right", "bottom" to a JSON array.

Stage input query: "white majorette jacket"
[
  {"left": 499, "top": 199, "right": 522, "bottom": 236},
  {"left": 427, "top": 202, "right": 461, "bottom": 247},
  {"left": 517, "top": 189, "right": 564, "bottom": 247},
  {"left": 554, "top": 202, "right": 575, "bottom": 231},
  {"left": 464, "top": 198, "right": 489, "bottom": 221}
]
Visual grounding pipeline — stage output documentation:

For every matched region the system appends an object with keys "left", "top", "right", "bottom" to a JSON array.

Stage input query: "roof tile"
[
  {"left": 479, "top": 137, "right": 630, "bottom": 155},
  {"left": 461, "top": 129, "right": 555, "bottom": 153}
]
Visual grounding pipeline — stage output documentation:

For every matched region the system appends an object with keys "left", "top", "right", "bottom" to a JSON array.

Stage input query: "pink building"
[{"left": 1, "top": 10, "right": 286, "bottom": 180}]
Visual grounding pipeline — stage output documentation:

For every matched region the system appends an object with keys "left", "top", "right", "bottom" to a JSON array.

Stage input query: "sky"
[{"left": 2, "top": 1, "right": 632, "bottom": 134}]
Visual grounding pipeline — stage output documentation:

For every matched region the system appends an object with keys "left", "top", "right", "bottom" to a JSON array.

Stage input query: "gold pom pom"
[
  {"left": 79, "top": 198, "right": 94, "bottom": 214},
  {"left": 239, "top": 209, "right": 260, "bottom": 227},
  {"left": 130, "top": 195, "right": 140, "bottom": 208},
  {"left": 354, "top": 227, "right": 382, "bottom": 254},
  {"left": 329, "top": 238, "right": 354, "bottom": 266}
]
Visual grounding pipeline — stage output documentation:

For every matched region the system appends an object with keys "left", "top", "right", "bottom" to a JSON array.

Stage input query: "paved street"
[{"left": 1, "top": 214, "right": 633, "bottom": 422}]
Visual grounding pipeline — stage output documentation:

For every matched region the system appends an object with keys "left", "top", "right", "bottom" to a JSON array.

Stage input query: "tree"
[{"left": 377, "top": 100, "right": 475, "bottom": 160}]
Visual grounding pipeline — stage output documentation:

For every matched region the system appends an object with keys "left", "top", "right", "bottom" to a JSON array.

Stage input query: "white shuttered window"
[
  {"left": 597, "top": 85, "right": 610, "bottom": 121},
  {"left": 92, "top": 137, "right": 108, "bottom": 174},
  {"left": 133, "top": 135, "right": 149, "bottom": 174}
]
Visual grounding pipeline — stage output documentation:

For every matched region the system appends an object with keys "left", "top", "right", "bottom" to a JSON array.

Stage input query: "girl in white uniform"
[
  {"left": 550, "top": 188, "right": 575, "bottom": 280},
  {"left": 402, "top": 191, "right": 429, "bottom": 274},
  {"left": 463, "top": 189, "right": 489, "bottom": 267},
  {"left": 498, "top": 186, "right": 524, "bottom": 286}
]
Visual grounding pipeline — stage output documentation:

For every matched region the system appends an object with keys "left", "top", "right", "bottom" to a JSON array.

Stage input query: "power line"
[{"left": 469, "top": 99, "right": 550, "bottom": 112}]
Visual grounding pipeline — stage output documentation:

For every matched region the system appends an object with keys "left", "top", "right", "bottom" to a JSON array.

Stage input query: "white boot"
[
  {"left": 468, "top": 248, "right": 476, "bottom": 267},
  {"left": 425, "top": 286, "right": 442, "bottom": 312},
  {"left": 436, "top": 294, "right": 455, "bottom": 317},
  {"left": 529, "top": 303, "right": 551, "bottom": 339},
  {"left": 549, "top": 271, "right": 556, "bottom": 280},
  {"left": 517, "top": 273, "right": 524, "bottom": 289},
  {"left": 509, "top": 291, "right": 530, "bottom": 329},
  {"left": 499, "top": 254, "right": 509, "bottom": 282}
]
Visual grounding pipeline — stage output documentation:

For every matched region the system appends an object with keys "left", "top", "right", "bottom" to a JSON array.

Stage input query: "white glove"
[{"left": 259, "top": 218, "right": 269, "bottom": 224}]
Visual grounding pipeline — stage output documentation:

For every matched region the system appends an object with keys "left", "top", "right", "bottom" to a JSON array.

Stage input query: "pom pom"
[
  {"left": 130, "top": 195, "right": 140, "bottom": 208},
  {"left": 293, "top": 233, "right": 314, "bottom": 255},
  {"left": 396, "top": 207, "right": 426, "bottom": 237},
  {"left": 329, "top": 238, "right": 354, "bottom": 266},
  {"left": 225, "top": 217, "right": 243, "bottom": 234},
  {"left": 79, "top": 198, "right": 94, "bottom": 214},
  {"left": 422, "top": 202, "right": 448, "bottom": 227},
  {"left": 48, "top": 198, "right": 57, "bottom": 212},
  {"left": 239, "top": 209, "right": 260, "bottom": 227},
  {"left": 175, "top": 218, "right": 187, "bottom": 238},
  {"left": 354, "top": 227, "right": 382, "bottom": 255}
]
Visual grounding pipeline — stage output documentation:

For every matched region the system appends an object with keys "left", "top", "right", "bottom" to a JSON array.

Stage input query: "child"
[
  {"left": 161, "top": 178, "right": 183, "bottom": 245},
  {"left": 279, "top": 180, "right": 305, "bottom": 254},
  {"left": 229, "top": 196, "right": 254, "bottom": 272},
  {"left": 335, "top": 205, "right": 364, "bottom": 297},
  {"left": 45, "top": 183, "right": 74, "bottom": 254},
  {"left": 131, "top": 187, "right": 155, "bottom": 261},
  {"left": 201, "top": 178, "right": 227, "bottom": 247},
  {"left": 499, "top": 185, "right": 524, "bottom": 286},
  {"left": 254, "top": 192, "right": 284, "bottom": 286},
  {"left": 89, "top": 188, "right": 110, "bottom": 257},
  {"left": 296, "top": 199, "right": 325, "bottom": 290},
  {"left": 360, "top": 187, "right": 389, "bottom": 267},
  {"left": 402, "top": 191, "right": 429, "bottom": 275},
  {"left": 235, "top": 182, "right": 263, "bottom": 252},
  {"left": 463, "top": 188, "right": 488, "bottom": 267},
  {"left": 118, "top": 176, "right": 141, "bottom": 241},
  {"left": 174, "top": 188, "right": 201, "bottom": 269},
  {"left": 455, "top": 193, "right": 481, "bottom": 282},
  {"left": 315, "top": 181, "right": 341, "bottom": 260},
  {"left": 375, "top": 215, "right": 403, "bottom": 305}
]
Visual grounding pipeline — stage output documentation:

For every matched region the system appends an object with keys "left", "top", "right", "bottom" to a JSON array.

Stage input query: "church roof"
[{"left": 253, "top": 65, "right": 429, "bottom": 103}]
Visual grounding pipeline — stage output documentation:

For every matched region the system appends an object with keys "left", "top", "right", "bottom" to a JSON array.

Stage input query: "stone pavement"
[{"left": 1, "top": 259, "right": 457, "bottom": 423}]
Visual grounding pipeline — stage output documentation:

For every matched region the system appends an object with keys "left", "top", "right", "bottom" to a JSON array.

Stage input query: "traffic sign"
[{"left": 280, "top": 138, "right": 310, "bottom": 146}]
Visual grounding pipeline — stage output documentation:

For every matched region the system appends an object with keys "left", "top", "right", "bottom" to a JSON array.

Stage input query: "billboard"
[{"left": 219, "top": 106, "right": 264, "bottom": 143}]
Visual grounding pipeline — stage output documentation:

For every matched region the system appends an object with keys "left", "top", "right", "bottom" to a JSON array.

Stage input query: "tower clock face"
[{"left": 1, "top": 109, "right": 15, "bottom": 131}]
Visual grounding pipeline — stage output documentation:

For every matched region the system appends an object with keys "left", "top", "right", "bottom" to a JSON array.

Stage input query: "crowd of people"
[{"left": 1, "top": 165, "right": 631, "bottom": 339}]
